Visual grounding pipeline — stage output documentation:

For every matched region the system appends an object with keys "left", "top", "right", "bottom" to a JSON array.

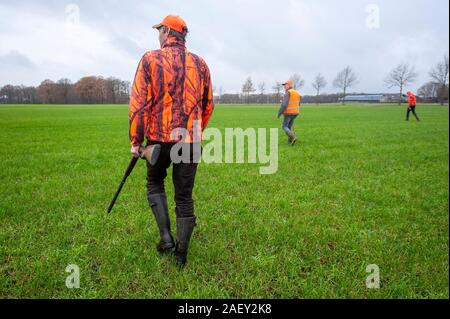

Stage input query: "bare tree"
[
  {"left": 103, "top": 77, "right": 121, "bottom": 104},
  {"left": 333, "top": 66, "right": 358, "bottom": 104},
  {"left": 418, "top": 82, "right": 440, "bottom": 101},
  {"left": 385, "top": 63, "right": 418, "bottom": 105},
  {"left": 258, "top": 82, "right": 266, "bottom": 95},
  {"left": 0, "top": 85, "right": 14, "bottom": 104},
  {"left": 22, "top": 86, "right": 38, "bottom": 104},
  {"left": 312, "top": 74, "right": 327, "bottom": 104},
  {"left": 242, "top": 77, "right": 256, "bottom": 104},
  {"left": 290, "top": 73, "right": 305, "bottom": 90},
  {"left": 258, "top": 82, "right": 266, "bottom": 104},
  {"left": 56, "top": 78, "right": 72, "bottom": 104},
  {"left": 272, "top": 81, "right": 282, "bottom": 103},
  {"left": 119, "top": 80, "right": 130, "bottom": 103},
  {"left": 429, "top": 55, "right": 449, "bottom": 105},
  {"left": 217, "top": 86, "right": 223, "bottom": 105}
]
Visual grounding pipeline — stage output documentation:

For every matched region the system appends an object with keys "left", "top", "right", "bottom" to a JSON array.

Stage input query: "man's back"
[
  {"left": 128, "top": 15, "right": 215, "bottom": 267},
  {"left": 129, "top": 36, "right": 214, "bottom": 146},
  {"left": 408, "top": 93, "right": 417, "bottom": 106}
]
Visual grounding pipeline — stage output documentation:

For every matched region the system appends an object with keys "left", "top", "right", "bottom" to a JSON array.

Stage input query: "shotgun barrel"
[
  {"left": 107, "top": 156, "right": 139, "bottom": 214},
  {"left": 107, "top": 144, "right": 161, "bottom": 214}
]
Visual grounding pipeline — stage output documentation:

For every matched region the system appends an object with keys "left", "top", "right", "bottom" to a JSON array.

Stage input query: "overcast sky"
[{"left": 0, "top": 0, "right": 448, "bottom": 95}]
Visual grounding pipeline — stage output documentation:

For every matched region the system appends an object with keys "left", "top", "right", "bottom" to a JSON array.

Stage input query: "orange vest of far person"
[
  {"left": 408, "top": 92, "right": 417, "bottom": 107},
  {"left": 284, "top": 89, "right": 301, "bottom": 115}
]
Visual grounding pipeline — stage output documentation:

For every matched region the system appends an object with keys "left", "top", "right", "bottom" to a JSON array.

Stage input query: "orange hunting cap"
[
  {"left": 152, "top": 15, "right": 187, "bottom": 33},
  {"left": 282, "top": 80, "right": 293, "bottom": 86}
]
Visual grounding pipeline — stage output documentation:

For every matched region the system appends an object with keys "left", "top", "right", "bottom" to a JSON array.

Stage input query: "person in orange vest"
[
  {"left": 277, "top": 80, "right": 301, "bottom": 145},
  {"left": 406, "top": 91, "right": 420, "bottom": 121}
]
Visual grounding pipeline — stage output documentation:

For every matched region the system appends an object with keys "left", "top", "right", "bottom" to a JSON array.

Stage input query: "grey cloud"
[
  {"left": 109, "top": 36, "right": 147, "bottom": 58},
  {"left": 0, "top": 51, "right": 36, "bottom": 69}
]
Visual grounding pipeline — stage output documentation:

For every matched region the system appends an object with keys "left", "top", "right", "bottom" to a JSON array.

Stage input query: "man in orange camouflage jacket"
[{"left": 128, "top": 15, "right": 214, "bottom": 267}]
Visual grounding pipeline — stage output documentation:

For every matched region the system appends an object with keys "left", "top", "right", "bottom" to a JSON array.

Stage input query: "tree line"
[
  {"left": 1, "top": 56, "right": 448, "bottom": 105},
  {"left": 0, "top": 77, "right": 130, "bottom": 104},
  {"left": 229, "top": 55, "right": 449, "bottom": 105}
]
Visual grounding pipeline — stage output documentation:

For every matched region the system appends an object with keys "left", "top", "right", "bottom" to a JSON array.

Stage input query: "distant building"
[
  {"left": 341, "top": 94, "right": 408, "bottom": 103},
  {"left": 343, "top": 94, "right": 384, "bottom": 102}
]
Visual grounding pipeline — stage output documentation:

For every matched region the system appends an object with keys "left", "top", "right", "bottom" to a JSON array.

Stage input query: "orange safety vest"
[
  {"left": 284, "top": 89, "right": 301, "bottom": 115},
  {"left": 408, "top": 94, "right": 417, "bottom": 107}
]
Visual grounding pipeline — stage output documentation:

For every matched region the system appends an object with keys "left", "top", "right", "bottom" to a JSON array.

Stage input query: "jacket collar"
[{"left": 162, "top": 36, "right": 186, "bottom": 49}]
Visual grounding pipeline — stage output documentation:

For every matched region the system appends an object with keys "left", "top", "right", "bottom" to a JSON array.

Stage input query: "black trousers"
[
  {"left": 146, "top": 142, "right": 199, "bottom": 218},
  {"left": 407, "top": 106, "right": 419, "bottom": 120}
]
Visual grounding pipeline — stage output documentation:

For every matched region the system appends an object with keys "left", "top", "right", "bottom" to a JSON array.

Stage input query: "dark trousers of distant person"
[
  {"left": 146, "top": 141, "right": 200, "bottom": 266},
  {"left": 406, "top": 105, "right": 420, "bottom": 121},
  {"left": 282, "top": 114, "right": 298, "bottom": 141}
]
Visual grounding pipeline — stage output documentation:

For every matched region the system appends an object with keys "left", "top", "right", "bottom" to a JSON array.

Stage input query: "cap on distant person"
[
  {"left": 407, "top": 91, "right": 413, "bottom": 95},
  {"left": 282, "top": 80, "right": 293, "bottom": 87},
  {"left": 152, "top": 15, "right": 187, "bottom": 33}
]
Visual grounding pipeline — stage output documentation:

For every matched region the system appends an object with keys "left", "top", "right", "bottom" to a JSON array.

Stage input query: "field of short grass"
[{"left": 0, "top": 103, "right": 448, "bottom": 298}]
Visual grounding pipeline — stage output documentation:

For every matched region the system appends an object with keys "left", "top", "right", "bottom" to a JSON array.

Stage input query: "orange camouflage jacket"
[{"left": 129, "top": 37, "right": 214, "bottom": 145}]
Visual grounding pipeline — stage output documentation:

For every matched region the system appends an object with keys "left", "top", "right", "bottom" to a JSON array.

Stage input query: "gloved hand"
[{"left": 131, "top": 145, "right": 143, "bottom": 158}]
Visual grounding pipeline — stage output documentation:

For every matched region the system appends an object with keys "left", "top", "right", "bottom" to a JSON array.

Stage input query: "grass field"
[{"left": 0, "top": 103, "right": 448, "bottom": 299}]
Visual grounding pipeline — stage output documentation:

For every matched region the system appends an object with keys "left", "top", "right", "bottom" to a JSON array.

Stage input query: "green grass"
[{"left": 0, "top": 103, "right": 448, "bottom": 298}]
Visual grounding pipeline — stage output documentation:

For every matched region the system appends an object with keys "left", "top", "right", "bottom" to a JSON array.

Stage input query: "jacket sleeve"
[
  {"left": 201, "top": 62, "right": 214, "bottom": 130},
  {"left": 129, "top": 54, "right": 152, "bottom": 147},
  {"left": 278, "top": 92, "right": 290, "bottom": 118}
]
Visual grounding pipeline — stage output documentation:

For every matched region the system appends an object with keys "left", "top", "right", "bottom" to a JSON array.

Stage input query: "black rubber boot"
[
  {"left": 174, "top": 216, "right": 197, "bottom": 267},
  {"left": 148, "top": 193, "right": 175, "bottom": 253}
]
